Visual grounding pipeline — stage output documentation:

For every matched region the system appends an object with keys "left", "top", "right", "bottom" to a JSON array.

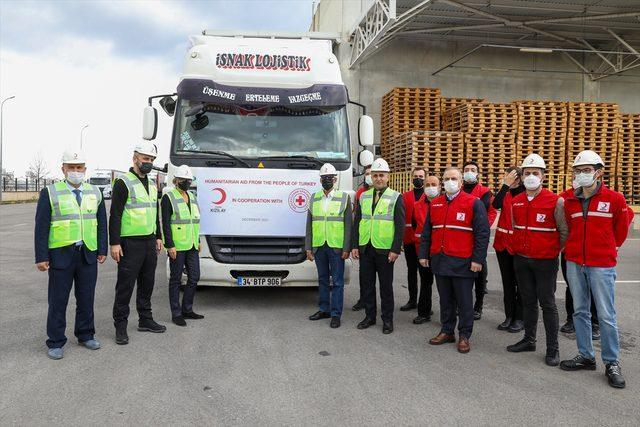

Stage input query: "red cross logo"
[
  {"left": 295, "top": 195, "right": 306, "bottom": 206},
  {"left": 288, "top": 188, "right": 311, "bottom": 213}
]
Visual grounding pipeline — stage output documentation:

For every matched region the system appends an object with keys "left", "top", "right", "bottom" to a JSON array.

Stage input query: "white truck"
[
  {"left": 142, "top": 31, "right": 374, "bottom": 287},
  {"left": 88, "top": 169, "right": 117, "bottom": 199}
]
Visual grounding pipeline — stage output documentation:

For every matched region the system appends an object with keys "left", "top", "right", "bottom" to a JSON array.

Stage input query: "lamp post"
[
  {"left": 80, "top": 124, "right": 89, "bottom": 150},
  {"left": 0, "top": 95, "right": 16, "bottom": 204}
]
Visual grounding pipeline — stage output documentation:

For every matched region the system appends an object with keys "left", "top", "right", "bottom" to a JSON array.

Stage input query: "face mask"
[
  {"left": 575, "top": 172, "right": 596, "bottom": 188},
  {"left": 463, "top": 171, "right": 477, "bottom": 183},
  {"left": 444, "top": 180, "right": 459, "bottom": 195},
  {"left": 571, "top": 179, "right": 579, "bottom": 190},
  {"left": 177, "top": 180, "right": 192, "bottom": 191},
  {"left": 424, "top": 186, "right": 439, "bottom": 198},
  {"left": 66, "top": 171, "right": 85, "bottom": 185},
  {"left": 364, "top": 175, "right": 372, "bottom": 186},
  {"left": 412, "top": 178, "right": 424, "bottom": 188},
  {"left": 523, "top": 175, "right": 541, "bottom": 190},
  {"left": 321, "top": 177, "right": 334, "bottom": 191},
  {"left": 138, "top": 161, "right": 153, "bottom": 174}
]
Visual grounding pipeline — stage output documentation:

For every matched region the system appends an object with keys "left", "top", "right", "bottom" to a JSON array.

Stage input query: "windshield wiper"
[
  {"left": 261, "top": 155, "right": 325, "bottom": 166},
  {"left": 179, "top": 149, "right": 252, "bottom": 168}
]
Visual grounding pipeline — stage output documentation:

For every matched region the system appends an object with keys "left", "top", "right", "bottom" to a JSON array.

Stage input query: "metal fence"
[{"left": 1, "top": 178, "right": 57, "bottom": 192}]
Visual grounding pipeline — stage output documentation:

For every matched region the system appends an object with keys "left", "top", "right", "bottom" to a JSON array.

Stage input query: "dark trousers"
[
  {"left": 314, "top": 245, "right": 345, "bottom": 318},
  {"left": 168, "top": 248, "right": 200, "bottom": 317},
  {"left": 514, "top": 255, "right": 559, "bottom": 351},
  {"left": 113, "top": 238, "right": 158, "bottom": 327},
  {"left": 561, "top": 253, "right": 598, "bottom": 324},
  {"left": 473, "top": 263, "right": 488, "bottom": 311},
  {"left": 435, "top": 275, "right": 475, "bottom": 338},
  {"left": 403, "top": 244, "right": 433, "bottom": 316},
  {"left": 47, "top": 247, "right": 98, "bottom": 348},
  {"left": 496, "top": 249, "right": 522, "bottom": 321},
  {"left": 360, "top": 247, "right": 395, "bottom": 323}
]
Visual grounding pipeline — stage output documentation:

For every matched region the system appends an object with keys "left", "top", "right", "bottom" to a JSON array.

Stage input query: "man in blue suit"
[{"left": 34, "top": 149, "right": 108, "bottom": 359}]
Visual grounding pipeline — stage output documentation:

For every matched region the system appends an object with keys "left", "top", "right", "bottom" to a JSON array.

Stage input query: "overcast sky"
[{"left": 0, "top": 0, "right": 316, "bottom": 177}]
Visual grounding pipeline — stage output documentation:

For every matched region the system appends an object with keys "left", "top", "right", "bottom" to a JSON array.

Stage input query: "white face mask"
[
  {"left": 66, "top": 171, "right": 85, "bottom": 185},
  {"left": 523, "top": 174, "right": 541, "bottom": 190},
  {"left": 463, "top": 171, "right": 478, "bottom": 183},
  {"left": 575, "top": 172, "right": 596, "bottom": 188},
  {"left": 424, "top": 186, "right": 440, "bottom": 198},
  {"left": 444, "top": 179, "right": 460, "bottom": 195},
  {"left": 571, "top": 179, "right": 579, "bottom": 190},
  {"left": 364, "top": 175, "right": 372, "bottom": 186}
]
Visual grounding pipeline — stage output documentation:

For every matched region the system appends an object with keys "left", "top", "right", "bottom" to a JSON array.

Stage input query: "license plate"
[{"left": 237, "top": 277, "right": 282, "bottom": 286}]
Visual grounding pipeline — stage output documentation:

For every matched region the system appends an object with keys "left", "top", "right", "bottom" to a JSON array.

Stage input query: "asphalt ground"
[{"left": 1, "top": 201, "right": 639, "bottom": 426}]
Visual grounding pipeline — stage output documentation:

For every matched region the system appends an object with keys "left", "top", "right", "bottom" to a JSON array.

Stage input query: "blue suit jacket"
[{"left": 34, "top": 187, "right": 108, "bottom": 269}]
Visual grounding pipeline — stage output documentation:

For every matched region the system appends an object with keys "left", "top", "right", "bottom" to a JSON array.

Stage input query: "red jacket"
[
  {"left": 563, "top": 184, "right": 630, "bottom": 267},
  {"left": 511, "top": 189, "right": 561, "bottom": 259},
  {"left": 493, "top": 191, "right": 514, "bottom": 253},
  {"left": 429, "top": 191, "right": 476, "bottom": 258},
  {"left": 403, "top": 190, "right": 426, "bottom": 244},
  {"left": 466, "top": 183, "right": 498, "bottom": 226},
  {"left": 355, "top": 186, "right": 368, "bottom": 202},
  {"left": 414, "top": 197, "right": 429, "bottom": 253}
]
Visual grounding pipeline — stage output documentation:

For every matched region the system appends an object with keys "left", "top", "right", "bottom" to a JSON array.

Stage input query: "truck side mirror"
[
  {"left": 159, "top": 96, "right": 176, "bottom": 116},
  {"left": 358, "top": 149, "right": 374, "bottom": 167},
  {"left": 143, "top": 106, "right": 158, "bottom": 140},
  {"left": 358, "top": 115, "right": 374, "bottom": 147}
]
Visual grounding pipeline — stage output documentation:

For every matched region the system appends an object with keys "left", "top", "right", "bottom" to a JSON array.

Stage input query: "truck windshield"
[
  {"left": 89, "top": 177, "right": 110, "bottom": 185},
  {"left": 172, "top": 100, "right": 350, "bottom": 161}
]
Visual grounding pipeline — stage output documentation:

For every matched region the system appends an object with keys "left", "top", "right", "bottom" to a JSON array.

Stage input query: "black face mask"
[
  {"left": 321, "top": 177, "right": 334, "bottom": 191},
  {"left": 412, "top": 178, "right": 424, "bottom": 188},
  {"left": 177, "top": 180, "right": 192, "bottom": 191},
  {"left": 138, "top": 161, "right": 153, "bottom": 174}
]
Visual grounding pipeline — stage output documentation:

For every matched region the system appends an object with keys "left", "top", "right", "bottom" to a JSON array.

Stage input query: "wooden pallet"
[
  {"left": 616, "top": 114, "right": 640, "bottom": 204},
  {"left": 388, "top": 131, "right": 464, "bottom": 174},
  {"left": 442, "top": 101, "right": 517, "bottom": 135}
]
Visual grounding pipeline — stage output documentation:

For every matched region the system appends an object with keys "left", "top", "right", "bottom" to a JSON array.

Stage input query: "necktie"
[{"left": 73, "top": 189, "right": 82, "bottom": 206}]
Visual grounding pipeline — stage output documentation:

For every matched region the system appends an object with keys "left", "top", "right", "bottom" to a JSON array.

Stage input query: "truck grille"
[{"left": 206, "top": 236, "right": 306, "bottom": 264}]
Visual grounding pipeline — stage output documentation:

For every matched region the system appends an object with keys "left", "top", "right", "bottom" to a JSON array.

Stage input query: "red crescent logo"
[{"left": 211, "top": 187, "right": 227, "bottom": 205}]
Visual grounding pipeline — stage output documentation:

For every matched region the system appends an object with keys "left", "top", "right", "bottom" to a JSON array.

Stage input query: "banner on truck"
[{"left": 196, "top": 168, "right": 321, "bottom": 237}]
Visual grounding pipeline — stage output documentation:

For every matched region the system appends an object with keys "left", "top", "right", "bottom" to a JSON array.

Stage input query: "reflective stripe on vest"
[
  {"left": 47, "top": 181, "right": 102, "bottom": 250},
  {"left": 164, "top": 188, "right": 200, "bottom": 251},
  {"left": 359, "top": 188, "right": 400, "bottom": 249},
  {"left": 311, "top": 190, "right": 348, "bottom": 249},
  {"left": 119, "top": 172, "right": 157, "bottom": 237}
]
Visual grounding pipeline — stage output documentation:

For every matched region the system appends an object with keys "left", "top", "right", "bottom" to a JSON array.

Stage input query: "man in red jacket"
[
  {"left": 559, "top": 150, "right": 630, "bottom": 389},
  {"left": 400, "top": 167, "right": 429, "bottom": 313},
  {"left": 506, "top": 154, "right": 567, "bottom": 367},
  {"left": 462, "top": 161, "right": 497, "bottom": 320}
]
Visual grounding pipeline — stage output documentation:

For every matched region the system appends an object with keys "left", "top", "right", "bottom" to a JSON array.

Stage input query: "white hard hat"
[
  {"left": 61, "top": 149, "right": 86, "bottom": 164},
  {"left": 573, "top": 150, "right": 605, "bottom": 168},
  {"left": 134, "top": 141, "right": 158, "bottom": 157},
  {"left": 370, "top": 158, "right": 390, "bottom": 173},
  {"left": 521, "top": 153, "right": 546, "bottom": 169},
  {"left": 319, "top": 163, "right": 337, "bottom": 176},
  {"left": 174, "top": 165, "right": 193, "bottom": 180}
]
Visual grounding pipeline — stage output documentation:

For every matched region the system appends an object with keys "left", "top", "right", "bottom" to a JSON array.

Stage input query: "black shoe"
[
  {"left": 115, "top": 327, "right": 129, "bottom": 345},
  {"left": 183, "top": 311, "right": 204, "bottom": 320},
  {"left": 473, "top": 310, "right": 482, "bottom": 320},
  {"left": 507, "top": 338, "right": 536, "bottom": 353},
  {"left": 507, "top": 319, "right": 524, "bottom": 333},
  {"left": 172, "top": 316, "right": 187, "bottom": 327},
  {"left": 560, "top": 320, "right": 575, "bottom": 333},
  {"left": 605, "top": 362, "right": 626, "bottom": 389},
  {"left": 400, "top": 302, "right": 417, "bottom": 311},
  {"left": 309, "top": 311, "right": 331, "bottom": 321},
  {"left": 352, "top": 302, "right": 364, "bottom": 311},
  {"left": 413, "top": 315, "right": 431, "bottom": 324},
  {"left": 559, "top": 354, "right": 597, "bottom": 371},
  {"left": 382, "top": 321, "right": 394, "bottom": 334},
  {"left": 498, "top": 317, "right": 512, "bottom": 330},
  {"left": 357, "top": 317, "right": 376, "bottom": 329},
  {"left": 545, "top": 349, "right": 560, "bottom": 366},
  {"left": 592, "top": 324, "right": 601, "bottom": 340},
  {"left": 330, "top": 317, "right": 341, "bottom": 329},
  {"left": 138, "top": 318, "right": 167, "bottom": 333}
]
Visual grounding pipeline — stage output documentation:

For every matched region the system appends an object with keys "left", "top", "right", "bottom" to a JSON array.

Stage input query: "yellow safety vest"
[
  {"left": 162, "top": 188, "right": 200, "bottom": 251},
  {"left": 310, "top": 190, "right": 348, "bottom": 249},
  {"left": 359, "top": 187, "right": 399, "bottom": 249},
  {"left": 118, "top": 172, "right": 157, "bottom": 237}
]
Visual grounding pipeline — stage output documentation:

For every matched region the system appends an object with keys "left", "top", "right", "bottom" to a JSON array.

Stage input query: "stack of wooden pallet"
[
  {"left": 388, "top": 131, "right": 464, "bottom": 176},
  {"left": 616, "top": 114, "right": 640, "bottom": 205},
  {"left": 515, "top": 101, "right": 568, "bottom": 193},
  {"left": 380, "top": 87, "right": 441, "bottom": 162},
  {"left": 439, "top": 97, "right": 485, "bottom": 128},
  {"left": 566, "top": 102, "right": 621, "bottom": 188}
]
